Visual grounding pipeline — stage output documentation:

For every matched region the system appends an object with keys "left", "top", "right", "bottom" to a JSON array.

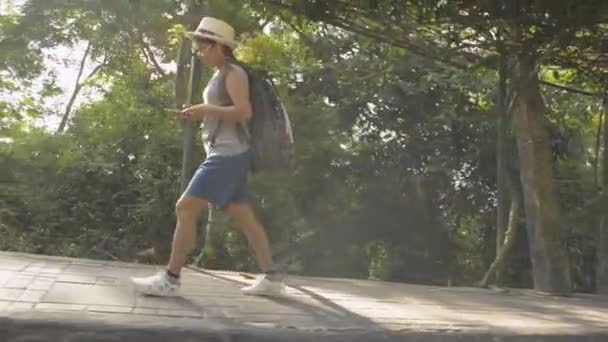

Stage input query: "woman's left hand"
[{"left": 179, "top": 104, "right": 207, "bottom": 120}]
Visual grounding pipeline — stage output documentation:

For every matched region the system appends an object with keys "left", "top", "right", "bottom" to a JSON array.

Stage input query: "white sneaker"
[
  {"left": 241, "top": 274, "right": 285, "bottom": 297},
  {"left": 130, "top": 271, "right": 180, "bottom": 296}
]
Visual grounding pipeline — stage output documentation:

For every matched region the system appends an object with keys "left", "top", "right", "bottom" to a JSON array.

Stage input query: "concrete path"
[{"left": 1, "top": 251, "right": 607, "bottom": 341}]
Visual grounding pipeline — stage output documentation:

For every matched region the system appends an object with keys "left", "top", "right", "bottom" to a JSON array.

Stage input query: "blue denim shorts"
[{"left": 183, "top": 151, "right": 250, "bottom": 209}]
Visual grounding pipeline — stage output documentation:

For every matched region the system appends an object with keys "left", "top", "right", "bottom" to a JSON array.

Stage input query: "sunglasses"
[{"left": 194, "top": 38, "right": 215, "bottom": 51}]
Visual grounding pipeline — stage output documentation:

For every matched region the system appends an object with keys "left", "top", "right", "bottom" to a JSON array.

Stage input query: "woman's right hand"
[{"left": 178, "top": 104, "right": 207, "bottom": 120}]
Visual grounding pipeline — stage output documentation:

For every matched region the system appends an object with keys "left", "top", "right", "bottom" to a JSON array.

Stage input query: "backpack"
[{"left": 211, "top": 62, "right": 294, "bottom": 174}]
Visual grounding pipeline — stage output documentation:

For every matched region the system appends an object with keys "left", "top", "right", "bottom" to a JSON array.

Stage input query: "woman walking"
[{"left": 131, "top": 17, "right": 285, "bottom": 297}]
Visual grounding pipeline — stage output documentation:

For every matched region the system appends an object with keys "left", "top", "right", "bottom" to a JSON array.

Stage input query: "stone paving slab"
[{"left": 1, "top": 251, "right": 608, "bottom": 342}]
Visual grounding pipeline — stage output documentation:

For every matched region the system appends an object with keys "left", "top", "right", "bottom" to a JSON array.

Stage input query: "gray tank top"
[{"left": 201, "top": 63, "right": 249, "bottom": 157}]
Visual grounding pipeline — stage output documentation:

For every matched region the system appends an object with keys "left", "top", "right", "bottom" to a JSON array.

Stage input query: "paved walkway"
[{"left": 1, "top": 251, "right": 608, "bottom": 341}]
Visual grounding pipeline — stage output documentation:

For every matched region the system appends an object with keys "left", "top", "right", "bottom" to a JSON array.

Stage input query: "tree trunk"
[
  {"left": 597, "top": 94, "right": 608, "bottom": 294},
  {"left": 205, "top": 208, "right": 215, "bottom": 251},
  {"left": 195, "top": 207, "right": 218, "bottom": 267},
  {"left": 178, "top": 1, "right": 205, "bottom": 192},
  {"left": 599, "top": 202, "right": 608, "bottom": 294},
  {"left": 594, "top": 109, "right": 603, "bottom": 188},
  {"left": 174, "top": 38, "right": 191, "bottom": 114},
  {"left": 179, "top": 53, "right": 203, "bottom": 192},
  {"left": 510, "top": 50, "right": 571, "bottom": 295},
  {"left": 143, "top": 36, "right": 193, "bottom": 262},
  {"left": 495, "top": 51, "right": 509, "bottom": 284},
  {"left": 180, "top": 3, "right": 214, "bottom": 267}
]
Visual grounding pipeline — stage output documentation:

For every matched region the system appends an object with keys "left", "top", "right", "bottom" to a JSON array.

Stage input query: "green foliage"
[
  {"left": 1, "top": 62, "right": 182, "bottom": 259},
  {"left": 1, "top": 0, "right": 606, "bottom": 293}
]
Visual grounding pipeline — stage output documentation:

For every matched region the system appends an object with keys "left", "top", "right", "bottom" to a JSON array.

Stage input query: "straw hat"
[{"left": 184, "top": 17, "right": 237, "bottom": 49}]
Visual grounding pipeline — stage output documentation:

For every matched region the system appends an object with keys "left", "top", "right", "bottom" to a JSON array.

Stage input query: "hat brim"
[{"left": 184, "top": 31, "right": 237, "bottom": 49}]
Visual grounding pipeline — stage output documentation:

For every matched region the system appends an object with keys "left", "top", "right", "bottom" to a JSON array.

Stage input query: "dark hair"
[{"left": 221, "top": 45, "right": 237, "bottom": 61}]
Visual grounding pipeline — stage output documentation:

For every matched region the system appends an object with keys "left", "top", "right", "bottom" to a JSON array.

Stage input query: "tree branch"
[
  {"left": 126, "top": 28, "right": 167, "bottom": 78},
  {"left": 479, "top": 194, "right": 520, "bottom": 287},
  {"left": 281, "top": 17, "right": 326, "bottom": 60},
  {"left": 142, "top": 39, "right": 166, "bottom": 78},
  {"left": 55, "top": 44, "right": 106, "bottom": 134},
  {"left": 85, "top": 52, "right": 107, "bottom": 81},
  {"left": 56, "top": 42, "right": 91, "bottom": 134},
  {"left": 480, "top": 167, "right": 522, "bottom": 288},
  {"left": 264, "top": 0, "right": 604, "bottom": 98},
  {"left": 539, "top": 80, "right": 600, "bottom": 97}
]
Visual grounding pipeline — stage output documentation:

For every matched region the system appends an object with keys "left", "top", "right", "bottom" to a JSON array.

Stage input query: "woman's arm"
[{"left": 179, "top": 66, "right": 252, "bottom": 123}]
